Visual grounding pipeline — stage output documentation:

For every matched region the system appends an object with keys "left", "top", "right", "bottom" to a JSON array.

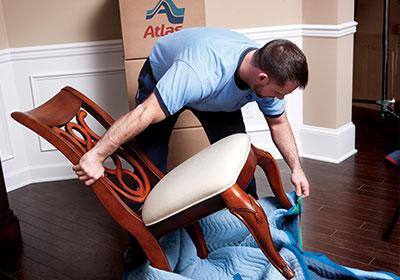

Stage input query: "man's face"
[{"left": 253, "top": 79, "right": 298, "bottom": 100}]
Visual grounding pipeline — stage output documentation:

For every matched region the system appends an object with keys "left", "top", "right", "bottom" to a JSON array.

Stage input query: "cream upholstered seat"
[{"left": 142, "top": 133, "right": 251, "bottom": 226}]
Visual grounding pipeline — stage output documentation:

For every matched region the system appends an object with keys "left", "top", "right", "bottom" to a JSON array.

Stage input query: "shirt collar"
[{"left": 234, "top": 47, "right": 258, "bottom": 90}]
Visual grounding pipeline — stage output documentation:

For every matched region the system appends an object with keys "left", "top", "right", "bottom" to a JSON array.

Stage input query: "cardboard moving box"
[
  {"left": 119, "top": 0, "right": 205, "bottom": 59},
  {"left": 119, "top": 0, "right": 207, "bottom": 169}
]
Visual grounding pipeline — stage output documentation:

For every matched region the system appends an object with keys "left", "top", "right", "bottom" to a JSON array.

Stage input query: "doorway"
[{"left": 353, "top": 0, "right": 400, "bottom": 113}]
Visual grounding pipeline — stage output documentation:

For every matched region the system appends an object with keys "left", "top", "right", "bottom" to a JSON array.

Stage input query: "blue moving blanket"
[{"left": 124, "top": 193, "right": 399, "bottom": 280}]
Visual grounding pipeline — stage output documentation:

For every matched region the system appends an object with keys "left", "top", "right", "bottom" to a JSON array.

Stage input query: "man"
[{"left": 73, "top": 27, "right": 310, "bottom": 198}]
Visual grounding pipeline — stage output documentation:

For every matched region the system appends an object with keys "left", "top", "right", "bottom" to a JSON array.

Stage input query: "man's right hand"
[
  {"left": 71, "top": 92, "right": 166, "bottom": 186},
  {"left": 72, "top": 150, "right": 105, "bottom": 186}
]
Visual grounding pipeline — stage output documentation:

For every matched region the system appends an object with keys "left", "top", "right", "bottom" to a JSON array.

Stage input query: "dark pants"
[{"left": 135, "top": 59, "right": 257, "bottom": 197}]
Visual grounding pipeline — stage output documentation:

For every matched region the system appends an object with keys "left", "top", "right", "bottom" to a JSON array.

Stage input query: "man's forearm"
[
  {"left": 90, "top": 93, "right": 165, "bottom": 161},
  {"left": 73, "top": 93, "right": 165, "bottom": 186},
  {"left": 266, "top": 114, "right": 310, "bottom": 197},
  {"left": 267, "top": 115, "right": 301, "bottom": 171},
  {"left": 91, "top": 105, "right": 151, "bottom": 159}
]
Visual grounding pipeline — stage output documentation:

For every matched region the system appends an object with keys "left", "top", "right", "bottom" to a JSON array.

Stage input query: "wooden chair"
[{"left": 11, "top": 86, "right": 295, "bottom": 279}]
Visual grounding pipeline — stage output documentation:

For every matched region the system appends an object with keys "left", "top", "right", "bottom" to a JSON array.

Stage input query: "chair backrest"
[{"left": 11, "top": 86, "right": 163, "bottom": 212}]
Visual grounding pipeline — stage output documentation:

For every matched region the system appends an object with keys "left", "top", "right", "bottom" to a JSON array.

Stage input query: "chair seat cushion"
[{"left": 142, "top": 133, "right": 251, "bottom": 226}]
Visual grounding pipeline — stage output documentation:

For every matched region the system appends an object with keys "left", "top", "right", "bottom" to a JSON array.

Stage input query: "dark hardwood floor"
[{"left": 1, "top": 106, "right": 399, "bottom": 279}]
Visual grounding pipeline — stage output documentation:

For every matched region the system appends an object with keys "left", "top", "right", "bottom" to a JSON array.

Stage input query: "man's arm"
[
  {"left": 265, "top": 113, "right": 310, "bottom": 198},
  {"left": 72, "top": 93, "right": 166, "bottom": 186}
]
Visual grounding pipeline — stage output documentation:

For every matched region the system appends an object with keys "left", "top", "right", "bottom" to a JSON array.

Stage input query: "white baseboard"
[
  {"left": 5, "top": 163, "right": 76, "bottom": 192},
  {"left": 3, "top": 166, "right": 31, "bottom": 192},
  {"left": 300, "top": 122, "right": 357, "bottom": 164}
]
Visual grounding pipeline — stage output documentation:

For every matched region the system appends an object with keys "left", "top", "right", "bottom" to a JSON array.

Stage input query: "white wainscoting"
[
  {"left": 29, "top": 69, "right": 127, "bottom": 152},
  {"left": 0, "top": 85, "right": 13, "bottom": 161},
  {"left": 0, "top": 22, "right": 357, "bottom": 191},
  {"left": 1, "top": 40, "right": 128, "bottom": 191},
  {"left": 0, "top": 50, "right": 30, "bottom": 190}
]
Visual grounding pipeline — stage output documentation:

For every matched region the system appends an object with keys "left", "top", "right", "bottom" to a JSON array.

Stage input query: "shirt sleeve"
[
  {"left": 154, "top": 60, "right": 203, "bottom": 116},
  {"left": 256, "top": 97, "right": 285, "bottom": 118}
]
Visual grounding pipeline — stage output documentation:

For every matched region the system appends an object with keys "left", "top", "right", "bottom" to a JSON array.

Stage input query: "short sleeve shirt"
[{"left": 149, "top": 27, "right": 285, "bottom": 117}]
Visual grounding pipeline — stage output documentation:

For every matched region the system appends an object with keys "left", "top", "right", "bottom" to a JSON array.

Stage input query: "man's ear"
[{"left": 256, "top": 72, "right": 270, "bottom": 85}]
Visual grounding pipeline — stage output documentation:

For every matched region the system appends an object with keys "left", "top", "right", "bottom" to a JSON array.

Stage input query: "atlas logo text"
[{"left": 144, "top": 0, "right": 185, "bottom": 39}]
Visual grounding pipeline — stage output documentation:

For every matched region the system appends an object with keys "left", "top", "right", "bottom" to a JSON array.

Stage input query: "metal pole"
[
  {"left": 377, "top": 0, "right": 399, "bottom": 119},
  {"left": 381, "top": 0, "right": 389, "bottom": 113}
]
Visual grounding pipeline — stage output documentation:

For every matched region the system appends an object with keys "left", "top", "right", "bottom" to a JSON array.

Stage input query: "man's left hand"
[{"left": 291, "top": 168, "right": 310, "bottom": 198}]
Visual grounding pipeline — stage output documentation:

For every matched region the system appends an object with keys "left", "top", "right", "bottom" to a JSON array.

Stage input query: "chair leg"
[
  {"left": 185, "top": 222, "right": 209, "bottom": 259},
  {"left": 252, "top": 145, "right": 292, "bottom": 210},
  {"left": 134, "top": 232, "right": 172, "bottom": 271},
  {"left": 221, "top": 184, "right": 295, "bottom": 280},
  {"left": 91, "top": 183, "right": 171, "bottom": 272}
]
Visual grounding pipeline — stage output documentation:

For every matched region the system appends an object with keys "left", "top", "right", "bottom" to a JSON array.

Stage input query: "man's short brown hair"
[{"left": 253, "top": 39, "right": 308, "bottom": 89}]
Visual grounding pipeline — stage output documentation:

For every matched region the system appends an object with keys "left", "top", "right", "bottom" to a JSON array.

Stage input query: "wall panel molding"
[
  {"left": 28, "top": 68, "right": 125, "bottom": 152},
  {"left": 0, "top": 84, "right": 14, "bottom": 161},
  {"left": 0, "top": 49, "right": 12, "bottom": 64},
  {"left": 1, "top": 38, "right": 127, "bottom": 191},
  {"left": 9, "top": 40, "right": 123, "bottom": 61},
  {"left": 234, "top": 21, "right": 357, "bottom": 40},
  {"left": 302, "top": 21, "right": 357, "bottom": 38}
]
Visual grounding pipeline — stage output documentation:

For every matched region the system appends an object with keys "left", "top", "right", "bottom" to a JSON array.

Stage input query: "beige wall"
[
  {"left": 303, "top": 35, "right": 354, "bottom": 129},
  {"left": 1, "top": 0, "right": 304, "bottom": 48},
  {"left": 303, "top": 0, "right": 355, "bottom": 129},
  {"left": 1, "top": 0, "right": 122, "bottom": 48},
  {"left": 0, "top": 1, "right": 9, "bottom": 49},
  {"left": 303, "top": 37, "right": 338, "bottom": 127},
  {"left": 337, "top": 0, "right": 354, "bottom": 24},
  {"left": 302, "top": 0, "right": 354, "bottom": 24},
  {"left": 302, "top": 0, "right": 337, "bottom": 24},
  {"left": 205, "top": 0, "right": 302, "bottom": 28},
  {"left": 336, "top": 35, "right": 354, "bottom": 127}
]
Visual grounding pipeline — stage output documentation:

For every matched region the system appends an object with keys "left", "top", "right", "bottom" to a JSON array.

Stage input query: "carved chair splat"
[{"left": 11, "top": 86, "right": 295, "bottom": 279}]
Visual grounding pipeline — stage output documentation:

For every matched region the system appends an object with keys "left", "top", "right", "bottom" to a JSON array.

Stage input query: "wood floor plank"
[
  {"left": 303, "top": 232, "right": 400, "bottom": 274},
  {"left": 14, "top": 208, "right": 126, "bottom": 254},
  {"left": 307, "top": 190, "right": 397, "bottom": 214},
  {"left": 18, "top": 224, "right": 124, "bottom": 278},
  {"left": 11, "top": 189, "right": 123, "bottom": 232},
  {"left": 304, "top": 245, "right": 380, "bottom": 272},
  {"left": 370, "top": 257, "right": 400, "bottom": 274},
  {"left": 305, "top": 239, "right": 375, "bottom": 264},
  {"left": 21, "top": 244, "right": 90, "bottom": 280},
  {"left": 331, "top": 230, "right": 400, "bottom": 255},
  {"left": 0, "top": 270, "right": 18, "bottom": 280},
  {"left": 12, "top": 195, "right": 127, "bottom": 241}
]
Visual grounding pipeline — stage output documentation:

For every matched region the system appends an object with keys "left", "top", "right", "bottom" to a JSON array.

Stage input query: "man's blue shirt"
[{"left": 148, "top": 27, "right": 285, "bottom": 117}]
